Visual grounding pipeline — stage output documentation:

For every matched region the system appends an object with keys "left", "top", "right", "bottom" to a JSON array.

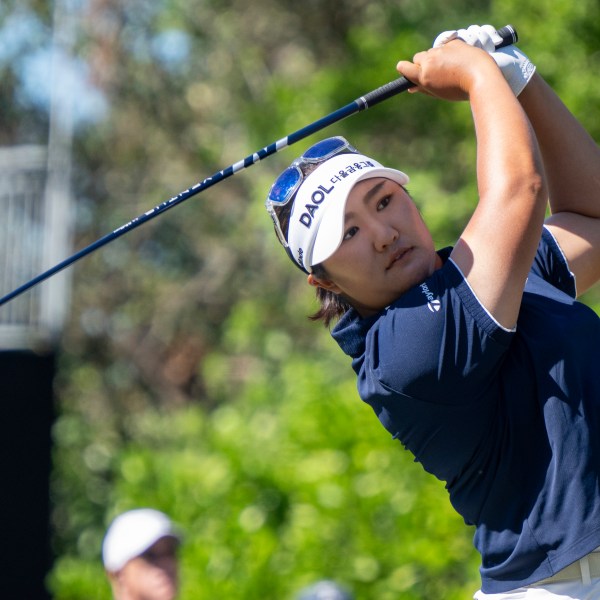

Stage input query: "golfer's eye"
[
  {"left": 343, "top": 226, "right": 358, "bottom": 241},
  {"left": 377, "top": 195, "right": 391, "bottom": 211}
]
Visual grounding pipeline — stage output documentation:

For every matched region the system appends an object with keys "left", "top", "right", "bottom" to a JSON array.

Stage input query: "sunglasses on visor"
[{"left": 265, "top": 136, "right": 358, "bottom": 248}]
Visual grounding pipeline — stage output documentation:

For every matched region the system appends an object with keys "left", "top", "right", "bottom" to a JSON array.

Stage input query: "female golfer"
[{"left": 265, "top": 27, "right": 600, "bottom": 599}]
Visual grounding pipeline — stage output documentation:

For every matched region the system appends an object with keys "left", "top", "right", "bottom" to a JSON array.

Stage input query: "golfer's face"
[
  {"left": 321, "top": 178, "right": 439, "bottom": 316},
  {"left": 118, "top": 537, "right": 179, "bottom": 600}
]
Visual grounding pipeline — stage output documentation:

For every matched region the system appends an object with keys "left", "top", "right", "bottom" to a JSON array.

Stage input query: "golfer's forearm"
[
  {"left": 469, "top": 72, "right": 545, "bottom": 221},
  {"left": 519, "top": 73, "right": 600, "bottom": 218},
  {"left": 453, "top": 73, "right": 546, "bottom": 329}
]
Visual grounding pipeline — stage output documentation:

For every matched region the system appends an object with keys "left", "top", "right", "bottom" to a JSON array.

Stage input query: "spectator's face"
[{"left": 115, "top": 537, "right": 179, "bottom": 600}]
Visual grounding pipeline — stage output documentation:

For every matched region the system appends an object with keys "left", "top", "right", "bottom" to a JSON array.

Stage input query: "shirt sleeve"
[
  {"left": 368, "top": 259, "right": 513, "bottom": 407},
  {"left": 369, "top": 230, "right": 575, "bottom": 406},
  {"left": 531, "top": 226, "right": 577, "bottom": 298}
]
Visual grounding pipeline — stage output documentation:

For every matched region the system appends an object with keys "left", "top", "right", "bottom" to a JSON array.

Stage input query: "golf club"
[{"left": 0, "top": 25, "right": 518, "bottom": 307}]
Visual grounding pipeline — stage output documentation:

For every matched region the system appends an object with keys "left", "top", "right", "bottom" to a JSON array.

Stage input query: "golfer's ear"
[{"left": 307, "top": 273, "right": 342, "bottom": 294}]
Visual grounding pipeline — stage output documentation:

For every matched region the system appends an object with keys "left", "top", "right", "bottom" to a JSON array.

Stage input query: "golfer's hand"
[
  {"left": 396, "top": 40, "right": 500, "bottom": 101},
  {"left": 433, "top": 24, "right": 497, "bottom": 52},
  {"left": 433, "top": 24, "right": 536, "bottom": 96}
]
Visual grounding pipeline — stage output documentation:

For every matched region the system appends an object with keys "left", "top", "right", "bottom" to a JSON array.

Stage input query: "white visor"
[{"left": 287, "top": 153, "right": 409, "bottom": 272}]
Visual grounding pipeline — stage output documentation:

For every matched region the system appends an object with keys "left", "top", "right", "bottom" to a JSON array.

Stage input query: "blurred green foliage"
[{"left": 1, "top": 0, "right": 600, "bottom": 598}]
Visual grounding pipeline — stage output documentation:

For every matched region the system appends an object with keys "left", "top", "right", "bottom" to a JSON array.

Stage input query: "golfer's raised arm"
[
  {"left": 398, "top": 41, "right": 547, "bottom": 330},
  {"left": 518, "top": 73, "right": 600, "bottom": 295}
]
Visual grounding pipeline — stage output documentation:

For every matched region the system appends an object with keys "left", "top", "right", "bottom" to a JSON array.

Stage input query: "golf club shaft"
[{"left": 0, "top": 25, "right": 517, "bottom": 307}]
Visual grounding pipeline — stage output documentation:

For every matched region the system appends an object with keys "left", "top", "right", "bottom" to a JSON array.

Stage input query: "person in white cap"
[
  {"left": 265, "top": 24, "right": 600, "bottom": 600},
  {"left": 102, "top": 508, "right": 180, "bottom": 600}
]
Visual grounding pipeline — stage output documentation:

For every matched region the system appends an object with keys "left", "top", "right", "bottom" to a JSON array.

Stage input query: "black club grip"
[{"left": 495, "top": 24, "right": 518, "bottom": 48}]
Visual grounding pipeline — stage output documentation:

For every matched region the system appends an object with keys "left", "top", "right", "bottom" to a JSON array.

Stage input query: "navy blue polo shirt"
[{"left": 331, "top": 227, "right": 600, "bottom": 593}]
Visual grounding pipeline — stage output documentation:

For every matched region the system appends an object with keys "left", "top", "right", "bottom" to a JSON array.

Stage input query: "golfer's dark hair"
[
  {"left": 308, "top": 263, "right": 352, "bottom": 326},
  {"left": 271, "top": 175, "right": 351, "bottom": 327}
]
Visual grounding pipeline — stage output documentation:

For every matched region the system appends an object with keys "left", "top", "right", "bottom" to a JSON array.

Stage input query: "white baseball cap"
[
  {"left": 102, "top": 508, "right": 180, "bottom": 572},
  {"left": 287, "top": 152, "right": 409, "bottom": 273}
]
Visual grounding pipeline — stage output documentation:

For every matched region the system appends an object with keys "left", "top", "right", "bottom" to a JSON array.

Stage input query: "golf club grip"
[{"left": 360, "top": 24, "right": 518, "bottom": 108}]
